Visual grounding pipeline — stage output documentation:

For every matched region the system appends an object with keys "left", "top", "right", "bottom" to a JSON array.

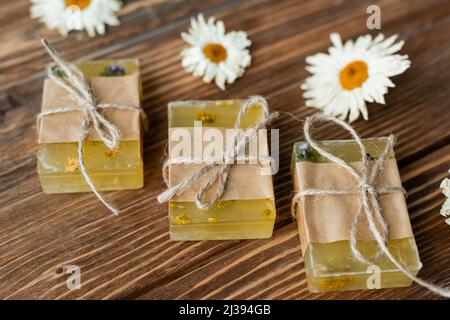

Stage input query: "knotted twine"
[
  {"left": 157, "top": 96, "right": 278, "bottom": 211},
  {"left": 291, "top": 113, "right": 450, "bottom": 298},
  {"left": 37, "top": 38, "right": 148, "bottom": 215}
]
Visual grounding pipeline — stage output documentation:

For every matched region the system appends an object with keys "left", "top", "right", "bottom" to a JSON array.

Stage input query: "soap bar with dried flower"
[
  {"left": 167, "top": 100, "right": 276, "bottom": 240},
  {"left": 292, "top": 138, "right": 422, "bottom": 292},
  {"left": 37, "top": 60, "right": 144, "bottom": 193}
]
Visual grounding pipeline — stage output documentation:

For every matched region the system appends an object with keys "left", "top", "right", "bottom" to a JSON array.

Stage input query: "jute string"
[
  {"left": 37, "top": 38, "right": 148, "bottom": 215},
  {"left": 157, "top": 96, "right": 278, "bottom": 210},
  {"left": 292, "top": 113, "right": 450, "bottom": 297}
]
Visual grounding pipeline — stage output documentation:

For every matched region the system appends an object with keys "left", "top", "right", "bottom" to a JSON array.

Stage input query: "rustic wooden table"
[{"left": 0, "top": 0, "right": 449, "bottom": 300}]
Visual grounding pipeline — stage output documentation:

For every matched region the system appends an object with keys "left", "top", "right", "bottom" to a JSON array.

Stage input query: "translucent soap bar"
[
  {"left": 37, "top": 60, "right": 143, "bottom": 193},
  {"left": 292, "top": 139, "right": 422, "bottom": 292},
  {"left": 38, "top": 141, "right": 143, "bottom": 193},
  {"left": 168, "top": 100, "right": 276, "bottom": 240}
]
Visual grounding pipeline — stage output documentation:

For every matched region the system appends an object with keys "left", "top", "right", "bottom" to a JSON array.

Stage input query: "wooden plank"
[{"left": 0, "top": 0, "right": 449, "bottom": 299}]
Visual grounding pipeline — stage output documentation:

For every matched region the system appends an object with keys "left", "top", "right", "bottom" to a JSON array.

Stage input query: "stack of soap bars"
[
  {"left": 37, "top": 60, "right": 144, "bottom": 193},
  {"left": 291, "top": 138, "right": 422, "bottom": 292},
  {"left": 167, "top": 100, "right": 276, "bottom": 240}
]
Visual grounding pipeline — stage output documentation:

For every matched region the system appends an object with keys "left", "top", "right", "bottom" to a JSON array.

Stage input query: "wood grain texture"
[{"left": 0, "top": 0, "right": 449, "bottom": 300}]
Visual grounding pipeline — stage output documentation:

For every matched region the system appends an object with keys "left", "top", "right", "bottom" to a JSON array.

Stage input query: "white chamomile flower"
[
  {"left": 181, "top": 14, "right": 252, "bottom": 90},
  {"left": 440, "top": 170, "right": 450, "bottom": 226},
  {"left": 302, "top": 33, "right": 411, "bottom": 122},
  {"left": 31, "top": 0, "right": 121, "bottom": 37}
]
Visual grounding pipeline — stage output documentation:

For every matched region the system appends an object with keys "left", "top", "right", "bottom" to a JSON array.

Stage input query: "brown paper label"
[
  {"left": 38, "top": 72, "right": 141, "bottom": 143},
  {"left": 293, "top": 159, "right": 413, "bottom": 255},
  {"left": 168, "top": 127, "right": 275, "bottom": 202}
]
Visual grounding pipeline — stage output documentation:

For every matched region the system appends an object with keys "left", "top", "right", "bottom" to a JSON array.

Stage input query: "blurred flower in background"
[
  {"left": 302, "top": 33, "right": 410, "bottom": 122},
  {"left": 181, "top": 14, "right": 252, "bottom": 90},
  {"left": 30, "top": 0, "right": 121, "bottom": 37},
  {"left": 440, "top": 171, "right": 450, "bottom": 226}
]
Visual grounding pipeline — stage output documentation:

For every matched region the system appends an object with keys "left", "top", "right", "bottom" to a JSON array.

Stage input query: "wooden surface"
[{"left": 0, "top": 0, "right": 449, "bottom": 300}]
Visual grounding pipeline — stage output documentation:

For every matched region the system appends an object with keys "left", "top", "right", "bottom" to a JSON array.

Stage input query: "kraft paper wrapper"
[
  {"left": 168, "top": 127, "right": 275, "bottom": 202},
  {"left": 293, "top": 158, "right": 413, "bottom": 255},
  {"left": 38, "top": 70, "right": 141, "bottom": 143}
]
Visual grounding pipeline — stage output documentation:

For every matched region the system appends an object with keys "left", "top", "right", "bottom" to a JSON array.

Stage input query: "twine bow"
[
  {"left": 292, "top": 113, "right": 450, "bottom": 297},
  {"left": 157, "top": 96, "right": 278, "bottom": 210},
  {"left": 37, "top": 38, "right": 148, "bottom": 215}
]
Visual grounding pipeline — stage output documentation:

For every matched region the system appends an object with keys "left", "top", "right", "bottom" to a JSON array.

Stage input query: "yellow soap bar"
[
  {"left": 37, "top": 60, "right": 143, "bottom": 193},
  {"left": 168, "top": 100, "right": 276, "bottom": 240},
  {"left": 292, "top": 139, "right": 422, "bottom": 292},
  {"left": 304, "top": 239, "right": 421, "bottom": 292}
]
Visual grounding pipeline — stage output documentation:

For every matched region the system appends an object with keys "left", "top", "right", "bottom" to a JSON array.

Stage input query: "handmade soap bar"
[
  {"left": 167, "top": 100, "right": 276, "bottom": 240},
  {"left": 37, "top": 60, "right": 144, "bottom": 193},
  {"left": 292, "top": 138, "right": 422, "bottom": 292}
]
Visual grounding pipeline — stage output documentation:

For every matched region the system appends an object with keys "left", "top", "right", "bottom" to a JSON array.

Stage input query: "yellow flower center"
[
  {"left": 339, "top": 60, "right": 368, "bottom": 90},
  {"left": 203, "top": 43, "right": 228, "bottom": 64},
  {"left": 65, "top": 0, "right": 91, "bottom": 10}
]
